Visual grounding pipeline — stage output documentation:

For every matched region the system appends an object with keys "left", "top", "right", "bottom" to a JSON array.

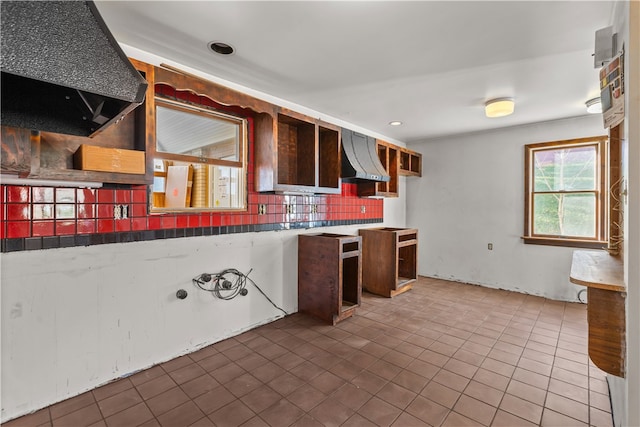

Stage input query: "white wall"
[
  {"left": 406, "top": 115, "right": 606, "bottom": 301},
  {"left": 0, "top": 191, "right": 405, "bottom": 423}
]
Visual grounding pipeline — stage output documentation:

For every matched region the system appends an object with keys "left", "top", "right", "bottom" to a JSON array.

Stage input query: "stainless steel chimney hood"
[
  {"left": 1, "top": 1, "right": 148, "bottom": 137},
  {"left": 341, "top": 128, "right": 390, "bottom": 182}
]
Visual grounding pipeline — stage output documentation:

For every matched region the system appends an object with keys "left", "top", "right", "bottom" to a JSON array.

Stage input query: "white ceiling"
[{"left": 95, "top": 1, "right": 615, "bottom": 144}]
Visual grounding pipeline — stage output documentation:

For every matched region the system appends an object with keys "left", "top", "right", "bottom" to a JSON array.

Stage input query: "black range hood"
[
  {"left": 1, "top": 1, "right": 148, "bottom": 137},
  {"left": 341, "top": 128, "right": 390, "bottom": 182}
]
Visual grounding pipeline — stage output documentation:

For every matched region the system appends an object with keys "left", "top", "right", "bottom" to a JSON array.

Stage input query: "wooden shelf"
[
  {"left": 255, "top": 111, "right": 341, "bottom": 194},
  {"left": 298, "top": 233, "right": 362, "bottom": 324},
  {"left": 359, "top": 227, "right": 418, "bottom": 297},
  {"left": 399, "top": 147, "right": 422, "bottom": 177},
  {"left": 569, "top": 250, "right": 625, "bottom": 378}
]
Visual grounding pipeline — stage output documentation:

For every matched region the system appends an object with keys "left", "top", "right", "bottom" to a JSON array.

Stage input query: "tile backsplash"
[{"left": 1, "top": 182, "right": 383, "bottom": 252}]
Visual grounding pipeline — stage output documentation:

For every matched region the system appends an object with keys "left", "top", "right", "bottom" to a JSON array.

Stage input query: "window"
[
  {"left": 150, "top": 98, "right": 248, "bottom": 212},
  {"left": 524, "top": 136, "right": 607, "bottom": 248}
]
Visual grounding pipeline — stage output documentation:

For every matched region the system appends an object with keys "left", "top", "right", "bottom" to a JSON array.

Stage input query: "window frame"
[
  {"left": 150, "top": 96, "right": 249, "bottom": 213},
  {"left": 523, "top": 136, "right": 608, "bottom": 248}
]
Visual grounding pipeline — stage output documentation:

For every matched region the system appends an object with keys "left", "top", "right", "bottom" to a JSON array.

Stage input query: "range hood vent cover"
[
  {"left": 1, "top": 1, "right": 148, "bottom": 137},
  {"left": 341, "top": 128, "right": 390, "bottom": 182}
]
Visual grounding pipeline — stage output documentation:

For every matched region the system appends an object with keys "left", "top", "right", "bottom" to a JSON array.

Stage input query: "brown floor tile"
[
  {"left": 511, "top": 367, "right": 550, "bottom": 390},
  {"left": 544, "top": 392, "right": 589, "bottom": 423},
  {"left": 499, "top": 394, "right": 543, "bottom": 425},
  {"left": 420, "top": 381, "right": 461, "bottom": 409},
  {"left": 267, "top": 372, "right": 306, "bottom": 396},
  {"left": 463, "top": 380, "right": 503, "bottom": 407},
  {"left": 453, "top": 394, "right": 496, "bottom": 425},
  {"left": 442, "top": 410, "right": 484, "bottom": 426},
  {"left": 359, "top": 396, "right": 403, "bottom": 426},
  {"left": 308, "top": 396, "right": 354, "bottom": 426},
  {"left": 548, "top": 378, "right": 588, "bottom": 405},
  {"left": 258, "top": 399, "right": 304, "bottom": 427},
  {"left": 391, "top": 370, "right": 430, "bottom": 393},
  {"left": 135, "top": 374, "right": 177, "bottom": 400},
  {"left": 290, "top": 414, "right": 324, "bottom": 427},
  {"left": 193, "top": 385, "right": 236, "bottom": 415},
  {"left": 225, "top": 373, "right": 263, "bottom": 398},
  {"left": 351, "top": 370, "right": 389, "bottom": 395},
  {"left": 492, "top": 409, "right": 538, "bottom": 426},
  {"left": 506, "top": 379, "right": 547, "bottom": 406},
  {"left": 146, "top": 386, "right": 190, "bottom": 417},
  {"left": 241, "top": 385, "right": 283, "bottom": 414},
  {"left": 375, "top": 382, "right": 416, "bottom": 410},
  {"left": 405, "top": 395, "right": 449, "bottom": 426},
  {"left": 342, "top": 413, "right": 377, "bottom": 427},
  {"left": 96, "top": 387, "right": 143, "bottom": 418},
  {"left": 50, "top": 392, "right": 96, "bottom": 420},
  {"left": 180, "top": 373, "right": 220, "bottom": 399},
  {"left": 331, "top": 383, "right": 373, "bottom": 411},
  {"left": 432, "top": 368, "right": 470, "bottom": 392},
  {"left": 51, "top": 403, "right": 103, "bottom": 427},
  {"left": 104, "top": 402, "right": 154, "bottom": 427},
  {"left": 286, "top": 384, "right": 326, "bottom": 412},
  {"left": 540, "top": 408, "right": 588, "bottom": 426},
  {"left": 156, "top": 401, "right": 204, "bottom": 427}
]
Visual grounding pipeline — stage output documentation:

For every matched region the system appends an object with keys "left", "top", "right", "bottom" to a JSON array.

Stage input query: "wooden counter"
[{"left": 570, "top": 250, "right": 625, "bottom": 377}]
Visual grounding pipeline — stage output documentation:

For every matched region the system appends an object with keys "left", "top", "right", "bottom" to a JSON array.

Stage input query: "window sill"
[{"left": 522, "top": 236, "right": 608, "bottom": 249}]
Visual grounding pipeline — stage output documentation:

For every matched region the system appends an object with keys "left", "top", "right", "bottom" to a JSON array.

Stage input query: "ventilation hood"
[
  {"left": 1, "top": 1, "right": 148, "bottom": 137},
  {"left": 341, "top": 128, "right": 390, "bottom": 182}
]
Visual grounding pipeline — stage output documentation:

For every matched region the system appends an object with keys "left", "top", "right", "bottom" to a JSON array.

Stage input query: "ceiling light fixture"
[
  {"left": 586, "top": 97, "right": 602, "bottom": 114},
  {"left": 389, "top": 121, "right": 403, "bottom": 126},
  {"left": 208, "top": 41, "right": 234, "bottom": 55},
  {"left": 485, "top": 98, "right": 515, "bottom": 118}
]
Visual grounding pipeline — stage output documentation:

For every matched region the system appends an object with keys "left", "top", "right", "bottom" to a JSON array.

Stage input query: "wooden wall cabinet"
[
  {"left": 255, "top": 110, "right": 341, "bottom": 194},
  {"left": 358, "top": 140, "right": 399, "bottom": 198},
  {"left": 298, "top": 233, "right": 362, "bottom": 324},
  {"left": 399, "top": 147, "right": 422, "bottom": 177},
  {"left": 0, "top": 59, "right": 155, "bottom": 185},
  {"left": 359, "top": 227, "right": 418, "bottom": 297}
]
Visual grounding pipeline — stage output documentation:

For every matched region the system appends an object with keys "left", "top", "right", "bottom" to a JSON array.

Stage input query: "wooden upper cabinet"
[
  {"left": 399, "top": 147, "right": 422, "bottom": 177},
  {"left": 358, "top": 140, "right": 399, "bottom": 198},
  {"left": 254, "top": 109, "right": 341, "bottom": 194},
  {"left": 0, "top": 59, "right": 155, "bottom": 185}
]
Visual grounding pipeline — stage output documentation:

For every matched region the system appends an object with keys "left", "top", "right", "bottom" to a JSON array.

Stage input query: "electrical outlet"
[
  {"left": 113, "top": 204, "right": 122, "bottom": 220},
  {"left": 311, "top": 204, "right": 318, "bottom": 214},
  {"left": 258, "top": 204, "right": 267, "bottom": 215},
  {"left": 361, "top": 205, "right": 366, "bottom": 214},
  {"left": 488, "top": 243, "right": 493, "bottom": 250},
  {"left": 114, "top": 204, "right": 129, "bottom": 220}
]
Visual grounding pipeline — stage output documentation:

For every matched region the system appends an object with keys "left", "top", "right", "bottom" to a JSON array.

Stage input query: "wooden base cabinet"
[
  {"left": 359, "top": 227, "right": 418, "bottom": 298},
  {"left": 298, "top": 233, "right": 362, "bottom": 324}
]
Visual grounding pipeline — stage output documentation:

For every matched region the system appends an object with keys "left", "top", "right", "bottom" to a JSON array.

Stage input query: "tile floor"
[{"left": 3, "top": 277, "right": 614, "bottom": 427}]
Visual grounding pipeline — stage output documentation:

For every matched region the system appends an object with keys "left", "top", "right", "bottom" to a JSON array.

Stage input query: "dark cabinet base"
[{"left": 298, "top": 233, "right": 362, "bottom": 325}]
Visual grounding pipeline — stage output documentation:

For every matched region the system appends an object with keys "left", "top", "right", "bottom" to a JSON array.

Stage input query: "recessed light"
[
  {"left": 208, "top": 41, "right": 234, "bottom": 55},
  {"left": 586, "top": 97, "right": 602, "bottom": 114},
  {"left": 389, "top": 121, "right": 403, "bottom": 126},
  {"left": 485, "top": 98, "right": 515, "bottom": 118}
]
